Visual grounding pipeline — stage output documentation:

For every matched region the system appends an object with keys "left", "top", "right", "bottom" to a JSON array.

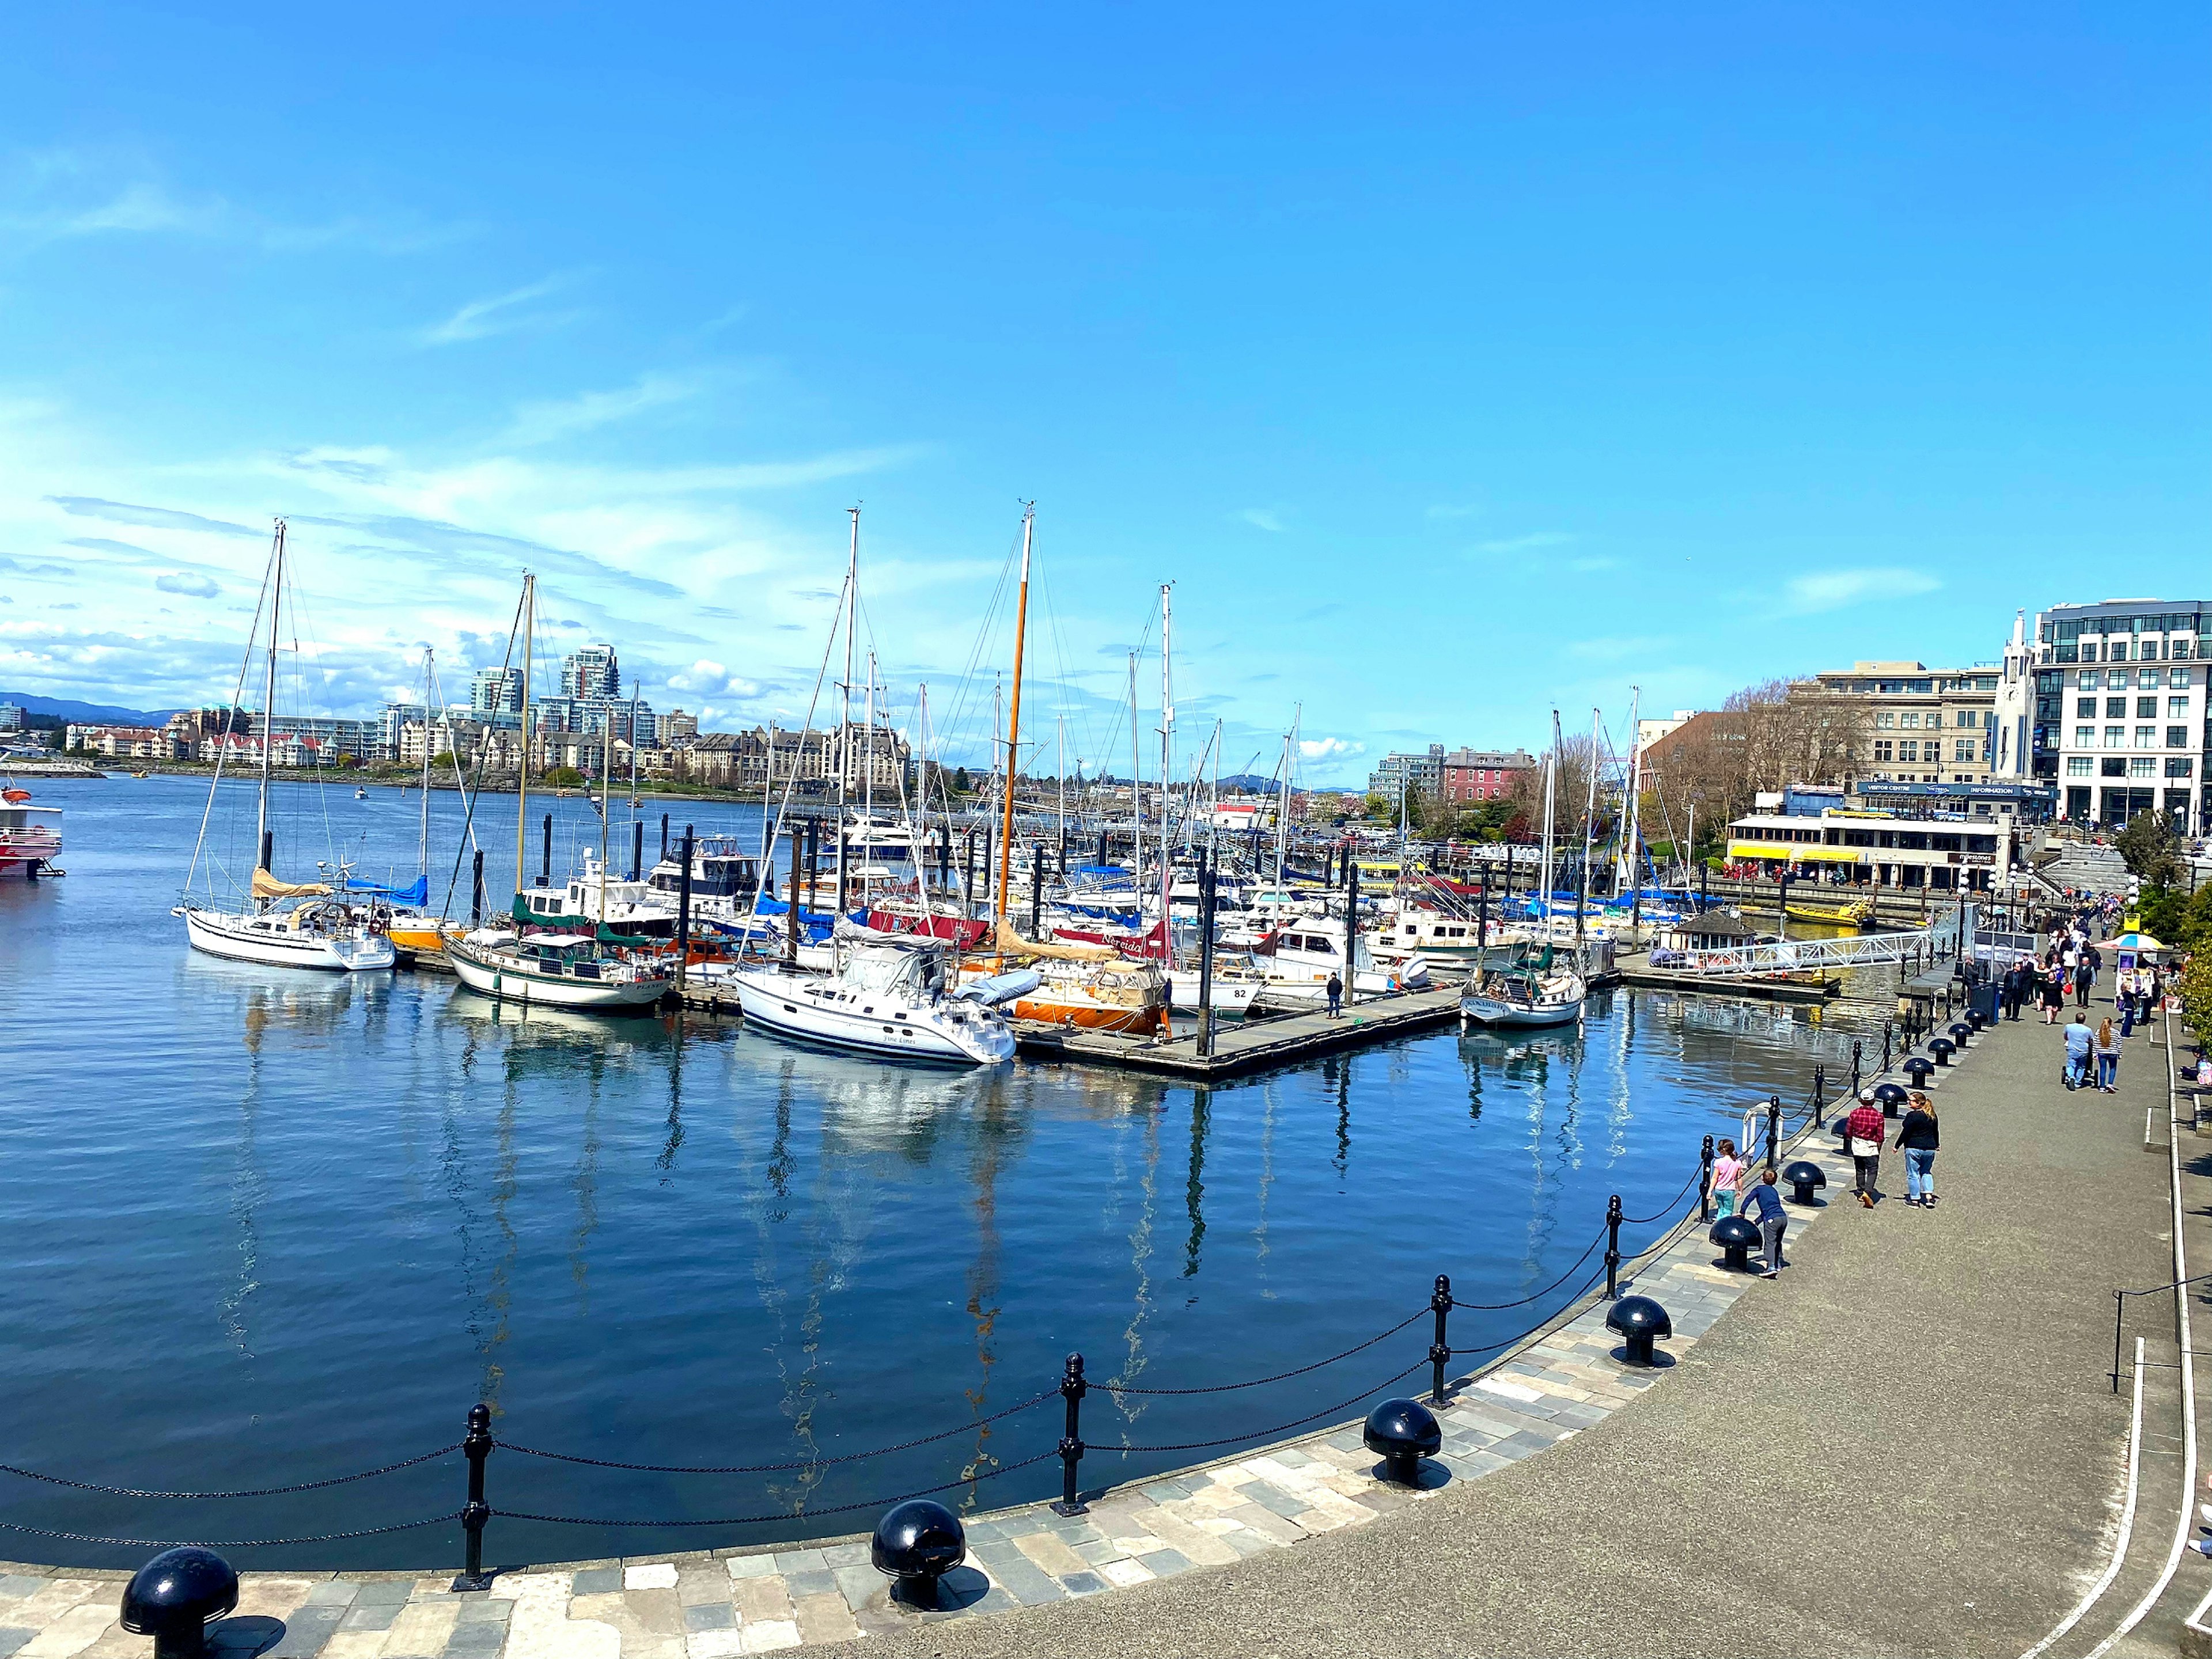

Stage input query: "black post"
[
  {"left": 1699, "top": 1134, "right": 1715, "bottom": 1221},
  {"left": 1881, "top": 1020, "right": 1893, "bottom": 1072},
  {"left": 806, "top": 816, "right": 820, "bottom": 912},
  {"left": 834, "top": 828, "right": 849, "bottom": 917},
  {"left": 539, "top": 813, "right": 551, "bottom": 888},
  {"left": 2113, "top": 1292, "right": 2126, "bottom": 1395},
  {"left": 257, "top": 828, "right": 273, "bottom": 874},
  {"left": 1052, "top": 1354, "right": 1088, "bottom": 1516},
  {"left": 452, "top": 1402, "right": 494, "bottom": 1592},
  {"left": 1031, "top": 837, "right": 1045, "bottom": 939},
  {"left": 1849, "top": 1039, "right": 1863, "bottom": 1101},
  {"left": 1811, "top": 1064, "right": 1824, "bottom": 1124},
  {"left": 1197, "top": 850, "right": 1217, "bottom": 1057},
  {"left": 1765, "top": 1094, "right": 1782, "bottom": 1168},
  {"left": 787, "top": 827, "right": 802, "bottom": 964},
  {"left": 630, "top": 820, "right": 643, "bottom": 883},
  {"left": 1097, "top": 827, "right": 1108, "bottom": 865},
  {"left": 660, "top": 812, "right": 669, "bottom": 863},
  {"left": 674, "top": 830, "right": 694, "bottom": 988},
  {"left": 1429, "top": 1274, "right": 1452, "bottom": 1404},
  {"left": 471, "top": 849, "right": 485, "bottom": 925},
  {"left": 1345, "top": 856, "right": 1361, "bottom": 1008},
  {"left": 1700, "top": 859, "right": 1710, "bottom": 912},
  {"left": 963, "top": 832, "right": 976, "bottom": 915},
  {"left": 1604, "top": 1194, "right": 1623, "bottom": 1300}
]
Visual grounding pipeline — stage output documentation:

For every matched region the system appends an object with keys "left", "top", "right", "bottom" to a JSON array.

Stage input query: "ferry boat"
[
  {"left": 0, "top": 794, "right": 60, "bottom": 876},
  {"left": 732, "top": 931, "right": 1017, "bottom": 1063}
]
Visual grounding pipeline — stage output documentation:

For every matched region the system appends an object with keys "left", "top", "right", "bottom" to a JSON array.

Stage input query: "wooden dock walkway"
[{"left": 1012, "top": 983, "right": 1467, "bottom": 1080}]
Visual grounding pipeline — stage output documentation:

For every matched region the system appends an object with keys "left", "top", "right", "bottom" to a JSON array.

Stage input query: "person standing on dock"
[
  {"left": 1325, "top": 970, "right": 1342, "bottom": 1017},
  {"left": 1745, "top": 1168, "right": 1787, "bottom": 1277},
  {"left": 1710, "top": 1138, "right": 1743, "bottom": 1218},
  {"left": 1846, "top": 1096, "right": 1886, "bottom": 1206}
]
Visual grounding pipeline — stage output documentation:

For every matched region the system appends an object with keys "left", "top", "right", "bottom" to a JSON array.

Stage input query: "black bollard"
[
  {"left": 675, "top": 831, "right": 694, "bottom": 988},
  {"left": 1362, "top": 1397, "right": 1442, "bottom": 1486},
  {"left": 539, "top": 813, "right": 551, "bottom": 887},
  {"left": 1051, "top": 1354, "right": 1088, "bottom": 1516},
  {"left": 1849, "top": 1040, "right": 1863, "bottom": 1101},
  {"left": 1604, "top": 1194, "right": 1624, "bottom": 1298},
  {"left": 470, "top": 849, "right": 485, "bottom": 926},
  {"left": 872, "top": 1499, "right": 965, "bottom": 1609},
  {"left": 1881, "top": 1020, "right": 1893, "bottom": 1073},
  {"left": 1699, "top": 1134, "right": 1715, "bottom": 1222},
  {"left": 1428, "top": 1274, "right": 1451, "bottom": 1404},
  {"left": 1607, "top": 1296, "right": 1672, "bottom": 1368},
  {"left": 660, "top": 812, "right": 669, "bottom": 863},
  {"left": 630, "top": 820, "right": 643, "bottom": 884},
  {"left": 122, "top": 1548, "right": 238, "bottom": 1659},
  {"left": 1765, "top": 1095, "right": 1782, "bottom": 1168},
  {"left": 453, "top": 1403, "right": 494, "bottom": 1592}
]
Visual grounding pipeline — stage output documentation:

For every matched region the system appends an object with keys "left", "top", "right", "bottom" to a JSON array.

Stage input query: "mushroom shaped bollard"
[
  {"left": 1966, "top": 1006, "right": 1987, "bottom": 1032},
  {"left": 1927, "top": 1036, "right": 1956, "bottom": 1067},
  {"left": 121, "top": 1548, "right": 238, "bottom": 1659},
  {"left": 1362, "top": 1396, "right": 1442, "bottom": 1485},
  {"left": 1605, "top": 1294, "right": 1672, "bottom": 1367},
  {"left": 872, "top": 1499, "right": 966, "bottom": 1608},
  {"left": 1872, "top": 1081, "right": 1910, "bottom": 1118},
  {"left": 1710, "top": 1213, "right": 1762, "bottom": 1272},
  {"left": 1949, "top": 1020, "right": 1975, "bottom": 1046},
  {"left": 1900, "top": 1056, "right": 1936, "bottom": 1088},
  {"left": 1781, "top": 1160, "right": 1827, "bottom": 1205}
]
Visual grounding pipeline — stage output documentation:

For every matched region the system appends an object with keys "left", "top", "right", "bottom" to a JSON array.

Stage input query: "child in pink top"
[{"left": 1711, "top": 1139, "right": 1744, "bottom": 1218}]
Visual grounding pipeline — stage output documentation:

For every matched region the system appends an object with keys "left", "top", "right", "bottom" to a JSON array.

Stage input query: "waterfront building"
[
  {"left": 0, "top": 703, "right": 21, "bottom": 732},
  {"left": 1798, "top": 661, "right": 2001, "bottom": 786},
  {"left": 1368, "top": 744, "right": 1445, "bottom": 809},
  {"left": 2020, "top": 598, "right": 2210, "bottom": 832},
  {"left": 677, "top": 722, "right": 910, "bottom": 791},
  {"left": 65, "top": 724, "right": 176, "bottom": 760},
  {"left": 470, "top": 666, "right": 525, "bottom": 721},
  {"left": 532, "top": 694, "right": 656, "bottom": 745},
  {"left": 1635, "top": 710, "right": 1696, "bottom": 751},
  {"left": 1441, "top": 748, "right": 1535, "bottom": 804},
  {"left": 1723, "top": 779, "right": 2054, "bottom": 893},
  {"left": 560, "top": 643, "right": 620, "bottom": 700},
  {"left": 660, "top": 708, "right": 699, "bottom": 747}
]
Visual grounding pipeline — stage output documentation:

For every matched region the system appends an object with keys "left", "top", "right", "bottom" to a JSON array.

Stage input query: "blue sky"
[{"left": 1, "top": 3, "right": 2205, "bottom": 785}]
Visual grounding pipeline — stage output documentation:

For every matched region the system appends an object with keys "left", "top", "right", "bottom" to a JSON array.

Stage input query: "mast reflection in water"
[{"left": 0, "top": 777, "right": 1891, "bottom": 1569}]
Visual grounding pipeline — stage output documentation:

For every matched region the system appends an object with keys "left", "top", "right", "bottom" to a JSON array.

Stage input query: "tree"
[
  {"left": 543, "top": 765, "right": 585, "bottom": 787},
  {"left": 2116, "top": 811, "right": 2184, "bottom": 888},
  {"left": 954, "top": 766, "right": 971, "bottom": 794},
  {"left": 1363, "top": 791, "right": 1392, "bottom": 821}
]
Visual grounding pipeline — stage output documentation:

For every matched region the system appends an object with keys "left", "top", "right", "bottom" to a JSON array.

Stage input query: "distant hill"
[
  {"left": 0, "top": 692, "right": 182, "bottom": 727},
  {"left": 1217, "top": 774, "right": 1282, "bottom": 794}
]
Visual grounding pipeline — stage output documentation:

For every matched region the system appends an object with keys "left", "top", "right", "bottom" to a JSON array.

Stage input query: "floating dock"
[
  {"left": 1012, "top": 983, "right": 1468, "bottom": 1079},
  {"left": 1613, "top": 964, "right": 1839, "bottom": 1004}
]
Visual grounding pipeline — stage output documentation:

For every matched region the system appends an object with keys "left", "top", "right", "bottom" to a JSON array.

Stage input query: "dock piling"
[
  {"left": 453, "top": 1403, "right": 494, "bottom": 1592},
  {"left": 674, "top": 830, "right": 694, "bottom": 990},
  {"left": 1197, "top": 850, "right": 1216, "bottom": 1056},
  {"left": 539, "top": 813, "right": 551, "bottom": 888},
  {"left": 470, "top": 849, "right": 484, "bottom": 925},
  {"left": 1604, "top": 1195, "right": 1623, "bottom": 1299}
]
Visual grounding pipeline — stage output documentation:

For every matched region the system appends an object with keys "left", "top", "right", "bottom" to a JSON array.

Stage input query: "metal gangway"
[{"left": 1669, "top": 903, "right": 1971, "bottom": 978}]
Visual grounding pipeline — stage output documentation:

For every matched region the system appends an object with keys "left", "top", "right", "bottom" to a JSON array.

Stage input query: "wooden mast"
[{"left": 995, "top": 503, "right": 1035, "bottom": 925}]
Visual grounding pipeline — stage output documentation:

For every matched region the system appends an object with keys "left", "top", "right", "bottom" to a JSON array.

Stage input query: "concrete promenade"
[{"left": 0, "top": 1001, "right": 2190, "bottom": 1658}]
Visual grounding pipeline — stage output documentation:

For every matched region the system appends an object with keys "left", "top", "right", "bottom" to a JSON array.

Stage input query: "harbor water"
[{"left": 0, "top": 774, "right": 1881, "bottom": 1569}]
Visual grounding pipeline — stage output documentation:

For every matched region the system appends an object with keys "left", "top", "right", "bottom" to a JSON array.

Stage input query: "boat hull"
[
  {"left": 183, "top": 907, "right": 396, "bottom": 972},
  {"left": 731, "top": 967, "right": 1014, "bottom": 1063},
  {"left": 445, "top": 941, "right": 668, "bottom": 1010},
  {"left": 1459, "top": 994, "right": 1585, "bottom": 1028}
]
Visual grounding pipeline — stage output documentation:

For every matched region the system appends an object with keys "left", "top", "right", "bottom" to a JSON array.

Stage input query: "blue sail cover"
[
  {"left": 745, "top": 899, "right": 868, "bottom": 945},
  {"left": 346, "top": 875, "right": 429, "bottom": 904}
]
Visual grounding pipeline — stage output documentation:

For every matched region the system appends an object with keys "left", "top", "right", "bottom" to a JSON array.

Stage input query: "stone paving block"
[
  {"left": 719, "top": 1559, "right": 774, "bottom": 1584},
  {"left": 1135, "top": 1479, "right": 1195, "bottom": 1504},
  {"left": 815, "top": 1544, "right": 867, "bottom": 1571},
  {"left": 737, "top": 1621, "right": 799, "bottom": 1654},
  {"left": 777, "top": 1570, "right": 836, "bottom": 1601},
  {"left": 13, "top": 1604, "right": 116, "bottom": 1659},
  {"left": 789, "top": 1593, "right": 859, "bottom": 1646},
  {"left": 452, "top": 1600, "right": 511, "bottom": 1626},
  {"left": 829, "top": 1566, "right": 876, "bottom": 1611},
  {"left": 264, "top": 1606, "right": 346, "bottom": 1659},
  {"left": 1059, "top": 1572, "right": 1108, "bottom": 1596},
  {"left": 314, "top": 1634, "right": 384, "bottom": 1659},
  {"left": 1136, "top": 1547, "right": 1194, "bottom": 1579},
  {"left": 381, "top": 1600, "right": 459, "bottom": 1657},
  {"left": 338, "top": 1604, "right": 401, "bottom": 1634},
  {"left": 567, "top": 1570, "right": 621, "bottom": 1597},
  {"left": 680, "top": 1604, "right": 733, "bottom": 1633},
  {"left": 623, "top": 1567, "right": 678, "bottom": 1592},
  {"left": 672, "top": 1566, "right": 727, "bottom": 1609},
  {"left": 730, "top": 1578, "right": 791, "bottom": 1626},
  {"left": 1229, "top": 1478, "right": 1308, "bottom": 1522},
  {"left": 1011, "top": 1532, "right": 1089, "bottom": 1578},
  {"left": 304, "top": 1584, "right": 362, "bottom": 1609},
  {"left": 0, "top": 1633, "right": 32, "bottom": 1659},
  {"left": 1221, "top": 1500, "right": 1306, "bottom": 1546},
  {"left": 1096, "top": 1559, "right": 1153, "bottom": 1588},
  {"left": 682, "top": 1633, "right": 744, "bottom": 1659},
  {"left": 975, "top": 1556, "right": 1063, "bottom": 1608},
  {"left": 0, "top": 1585, "right": 44, "bottom": 1605},
  {"left": 1219, "top": 1526, "right": 1276, "bottom": 1559},
  {"left": 766, "top": 1552, "right": 824, "bottom": 1578},
  {"left": 441, "top": 1622, "right": 505, "bottom": 1656},
  {"left": 1071, "top": 1539, "right": 1123, "bottom": 1568}
]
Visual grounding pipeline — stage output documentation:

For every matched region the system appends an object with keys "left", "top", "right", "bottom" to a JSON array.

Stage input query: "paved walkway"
[{"left": 0, "top": 1005, "right": 2180, "bottom": 1657}]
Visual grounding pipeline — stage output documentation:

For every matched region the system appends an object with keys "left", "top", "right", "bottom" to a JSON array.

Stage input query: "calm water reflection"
[{"left": 0, "top": 775, "right": 1877, "bottom": 1566}]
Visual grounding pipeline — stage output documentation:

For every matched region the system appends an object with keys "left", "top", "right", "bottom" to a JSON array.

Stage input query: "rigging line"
[
  {"left": 438, "top": 585, "right": 529, "bottom": 921},
  {"left": 741, "top": 560, "right": 852, "bottom": 942},
  {"left": 184, "top": 542, "right": 278, "bottom": 903}
]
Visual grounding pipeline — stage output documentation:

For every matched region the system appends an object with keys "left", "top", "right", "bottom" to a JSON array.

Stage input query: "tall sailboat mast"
[
  {"left": 254, "top": 519, "right": 285, "bottom": 876},
  {"left": 994, "top": 505, "right": 1034, "bottom": 924},
  {"left": 598, "top": 705, "right": 612, "bottom": 923},
  {"left": 514, "top": 574, "right": 535, "bottom": 902},
  {"left": 1540, "top": 710, "right": 1560, "bottom": 926},
  {"left": 418, "top": 647, "right": 435, "bottom": 879},
  {"left": 1620, "top": 685, "right": 1643, "bottom": 903},
  {"left": 1577, "top": 706, "right": 1601, "bottom": 948},
  {"left": 1128, "top": 650, "right": 1141, "bottom": 904},
  {"left": 1157, "top": 582, "right": 1172, "bottom": 960},
  {"left": 835, "top": 507, "right": 859, "bottom": 914}
]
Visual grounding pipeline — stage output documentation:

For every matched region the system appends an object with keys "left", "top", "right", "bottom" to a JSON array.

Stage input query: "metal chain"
[
  {"left": 0, "top": 1511, "right": 462, "bottom": 1549},
  {"left": 1102, "top": 1359, "right": 1429, "bottom": 1456},
  {"left": 0, "top": 1443, "right": 463, "bottom": 1501},
  {"left": 1098, "top": 1307, "right": 1429, "bottom": 1396},
  {"left": 490, "top": 1448, "right": 1060, "bottom": 1530},
  {"left": 1620, "top": 1162, "right": 1705, "bottom": 1226},
  {"left": 1446, "top": 1225, "right": 1605, "bottom": 1311},
  {"left": 494, "top": 1392, "right": 1054, "bottom": 1475}
]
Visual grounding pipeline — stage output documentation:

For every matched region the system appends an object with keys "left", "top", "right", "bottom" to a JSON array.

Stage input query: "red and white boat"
[{"left": 0, "top": 790, "right": 60, "bottom": 877}]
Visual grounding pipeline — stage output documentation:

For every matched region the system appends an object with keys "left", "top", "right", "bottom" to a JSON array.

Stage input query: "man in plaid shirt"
[{"left": 1846, "top": 1098, "right": 1887, "bottom": 1207}]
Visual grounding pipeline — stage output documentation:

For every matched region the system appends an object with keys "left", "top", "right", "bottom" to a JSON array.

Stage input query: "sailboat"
[
  {"left": 444, "top": 574, "right": 673, "bottom": 1012},
  {"left": 381, "top": 646, "right": 470, "bottom": 959},
  {"left": 176, "top": 521, "right": 396, "bottom": 972},
  {"left": 730, "top": 507, "right": 1017, "bottom": 1064},
  {"left": 1461, "top": 720, "right": 1583, "bottom": 1025}
]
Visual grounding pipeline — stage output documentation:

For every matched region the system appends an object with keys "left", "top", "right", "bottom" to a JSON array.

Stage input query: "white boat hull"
[
  {"left": 445, "top": 940, "right": 668, "bottom": 1010},
  {"left": 1459, "top": 993, "right": 1585, "bottom": 1028},
  {"left": 183, "top": 907, "right": 396, "bottom": 972},
  {"left": 732, "top": 965, "right": 1014, "bottom": 1064}
]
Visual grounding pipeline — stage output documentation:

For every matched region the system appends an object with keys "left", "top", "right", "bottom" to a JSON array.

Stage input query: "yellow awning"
[
  {"left": 1727, "top": 843, "right": 1795, "bottom": 859},
  {"left": 1726, "top": 842, "right": 1861, "bottom": 863},
  {"left": 1797, "top": 846, "right": 1865, "bottom": 863}
]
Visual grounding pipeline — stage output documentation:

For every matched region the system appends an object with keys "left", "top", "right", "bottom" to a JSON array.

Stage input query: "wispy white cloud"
[
  {"left": 1780, "top": 567, "right": 1941, "bottom": 615},
  {"left": 1299, "top": 736, "right": 1365, "bottom": 761},
  {"left": 154, "top": 571, "right": 219, "bottom": 597},
  {"left": 1236, "top": 507, "right": 1286, "bottom": 533},
  {"left": 416, "top": 274, "right": 583, "bottom": 347},
  {"left": 1471, "top": 531, "right": 1573, "bottom": 556},
  {"left": 503, "top": 374, "right": 699, "bottom": 446},
  {"left": 667, "top": 660, "right": 759, "bottom": 698}
]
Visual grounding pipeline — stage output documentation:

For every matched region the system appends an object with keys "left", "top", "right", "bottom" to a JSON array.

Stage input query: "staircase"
[{"left": 2043, "top": 839, "right": 2133, "bottom": 896}]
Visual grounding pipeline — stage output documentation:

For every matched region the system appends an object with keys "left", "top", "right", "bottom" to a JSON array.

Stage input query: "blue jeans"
[
  {"left": 2098, "top": 1052, "right": 2118, "bottom": 1089},
  {"left": 2069, "top": 1053, "right": 2090, "bottom": 1087},
  {"left": 1905, "top": 1147, "right": 1936, "bottom": 1200}
]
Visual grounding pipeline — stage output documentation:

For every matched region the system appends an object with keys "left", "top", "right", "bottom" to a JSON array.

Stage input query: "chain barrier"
[
  {"left": 1096, "top": 1308, "right": 1430, "bottom": 1397},
  {"left": 489, "top": 1448, "right": 1060, "bottom": 1531},
  {"left": 0, "top": 1442, "right": 462, "bottom": 1500},
  {"left": 0, "top": 1511, "right": 463, "bottom": 1550},
  {"left": 1618, "top": 1162, "right": 1705, "bottom": 1227},
  {"left": 494, "top": 1391, "right": 1054, "bottom": 1474},
  {"left": 1100, "top": 1359, "right": 1430, "bottom": 1456}
]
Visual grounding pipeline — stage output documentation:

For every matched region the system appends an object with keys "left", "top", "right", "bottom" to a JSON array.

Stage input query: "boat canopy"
[
  {"left": 252, "top": 868, "right": 331, "bottom": 899},
  {"left": 347, "top": 875, "right": 429, "bottom": 904}
]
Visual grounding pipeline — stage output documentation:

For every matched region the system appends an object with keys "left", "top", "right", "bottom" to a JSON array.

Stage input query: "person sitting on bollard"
[
  {"left": 1894, "top": 1091, "right": 1940, "bottom": 1209},
  {"left": 1325, "top": 971, "right": 1342, "bottom": 1018},
  {"left": 2096, "top": 1016, "right": 2120, "bottom": 1094},
  {"left": 1711, "top": 1138, "right": 1743, "bottom": 1219},
  {"left": 1846, "top": 1096, "right": 1886, "bottom": 1207},
  {"left": 1745, "top": 1167, "right": 1787, "bottom": 1277},
  {"left": 2064, "top": 1013, "right": 2094, "bottom": 1091}
]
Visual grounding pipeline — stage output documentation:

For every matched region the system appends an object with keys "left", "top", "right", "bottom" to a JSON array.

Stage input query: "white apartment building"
[{"left": 2023, "top": 599, "right": 2210, "bottom": 833}]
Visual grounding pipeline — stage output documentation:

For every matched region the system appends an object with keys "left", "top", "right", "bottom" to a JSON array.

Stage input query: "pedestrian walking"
[
  {"left": 1846, "top": 1095, "right": 1886, "bottom": 1206},
  {"left": 1710, "top": 1138, "right": 1743, "bottom": 1218},
  {"left": 2065, "top": 1013, "right": 2094, "bottom": 1090},
  {"left": 2040, "top": 960, "right": 2065, "bottom": 1024},
  {"left": 1325, "top": 971, "right": 1342, "bottom": 1018},
  {"left": 2096, "top": 1017, "right": 2120, "bottom": 1093},
  {"left": 1745, "top": 1168, "right": 1788, "bottom": 1277},
  {"left": 2003, "top": 959, "right": 2026, "bottom": 1021},
  {"left": 1895, "top": 1091, "right": 1940, "bottom": 1209},
  {"left": 2119, "top": 984, "right": 2136, "bottom": 1039}
]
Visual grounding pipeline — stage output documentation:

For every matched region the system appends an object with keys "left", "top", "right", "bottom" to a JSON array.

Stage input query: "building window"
[
  {"left": 1900, "top": 711, "right": 1920, "bottom": 729},
  {"left": 2139, "top": 668, "right": 2161, "bottom": 689},
  {"left": 1898, "top": 740, "right": 1919, "bottom": 762},
  {"left": 2138, "top": 696, "right": 2160, "bottom": 719},
  {"left": 2106, "top": 698, "right": 2128, "bottom": 718},
  {"left": 2067, "top": 756, "right": 2092, "bottom": 777},
  {"left": 2170, "top": 726, "right": 2190, "bottom": 748},
  {"left": 2077, "top": 698, "right": 2097, "bottom": 718},
  {"left": 1873, "top": 739, "right": 1893, "bottom": 762},
  {"left": 1954, "top": 740, "right": 1975, "bottom": 762},
  {"left": 2130, "top": 757, "right": 2156, "bottom": 778},
  {"left": 2173, "top": 697, "right": 2192, "bottom": 718},
  {"left": 2103, "top": 757, "right": 2127, "bottom": 777},
  {"left": 2076, "top": 726, "right": 2096, "bottom": 747},
  {"left": 1926, "top": 711, "right": 1944, "bottom": 729},
  {"left": 1875, "top": 711, "right": 1895, "bottom": 730},
  {"left": 2175, "top": 668, "right": 2194, "bottom": 688},
  {"left": 2137, "top": 726, "right": 2158, "bottom": 748},
  {"left": 2169, "top": 758, "right": 2196, "bottom": 778}
]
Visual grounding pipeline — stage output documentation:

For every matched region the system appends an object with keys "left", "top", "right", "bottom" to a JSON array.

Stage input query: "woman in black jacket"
[{"left": 1895, "top": 1092, "right": 1939, "bottom": 1209}]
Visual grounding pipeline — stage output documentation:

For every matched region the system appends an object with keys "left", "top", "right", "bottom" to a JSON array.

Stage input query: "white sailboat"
[
  {"left": 177, "top": 521, "right": 395, "bottom": 973},
  {"left": 444, "top": 574, "right": 672, "bottom": 1011},
  {"left": 1461, "top": 733, "right": 1584, "bottom": 1026}
]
